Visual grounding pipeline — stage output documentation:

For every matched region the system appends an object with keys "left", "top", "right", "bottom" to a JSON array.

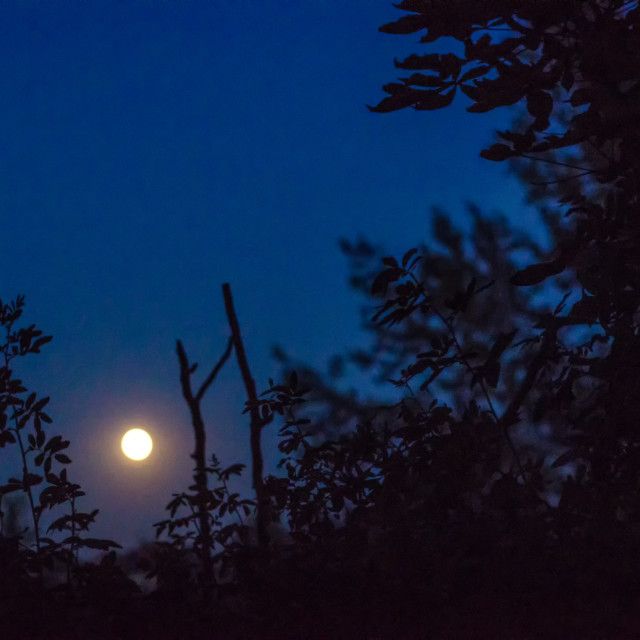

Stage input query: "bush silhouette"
[{"left": 4, "top": 2, "right": 640, "bottom": 638}]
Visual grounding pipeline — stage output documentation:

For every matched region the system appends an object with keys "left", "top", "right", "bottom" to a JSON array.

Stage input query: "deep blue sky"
[{"left": 0, "top": 1, "right": 539, "bottom": 547}]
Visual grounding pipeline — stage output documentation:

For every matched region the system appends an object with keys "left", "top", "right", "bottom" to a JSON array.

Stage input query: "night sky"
[{"left": 0, "top": 1, "right": 539, "bottom": 547}]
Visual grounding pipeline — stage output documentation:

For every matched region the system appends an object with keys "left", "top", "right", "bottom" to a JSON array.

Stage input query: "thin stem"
[
  {"left": 186, "top": 499, "right": 204, "bottom": 539},
  {"left": 67, "top": 495, "right": 76, "bottom": 588},
  {"left": 530, "top": 170, "right": 593, "bottom": 186},
  {"left": 3, "top": 335, "right": 40, "bottom": 552},
  {"left": 12, "top": 429, "right": 39, "bottom": 549},
  {"left": 222, "top": 478, "right": 245, "bottom": 527},
  {"left": 521, "top": 153, "right": 593, "bottom": 172}
]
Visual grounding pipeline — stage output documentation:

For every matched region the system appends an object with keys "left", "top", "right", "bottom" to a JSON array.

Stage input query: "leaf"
[
  {"left": 526, "top": 90, "right": 553, "bottom": 130},
  {"left": 440, "top": 54, "right": 462, "bottom": 79},
  {"left": 47, "top": 515, "right": 73, "bottom": 533},
  {"left": 55, "top": 453, "right": 71, "bottom": 464},
  {"left": 482, "top": 360, "right": 501, "bottom": 389},
  {"left": 382, "top": 256, "right": 398, "bottom": 268},
  {"left": 0, "top": 482, "right": 21, "bottom": 495},
  {"left": 69, "top": 536, "right": 122, "bottom": 550},
  {"left": 552, "top": 449, "right": 578, "bottom": 468},
  {"left": 31, "top": 336, "right": 52, "bottom": 353},
  {"left": 44, "top": 435, "right": 62, "bottom": 452},
  {"left": 368, "top": 92, "right": 419, "bottom": 113},
  {"left": 460, "top": 65, "right": 491, "bottom": 82},
  {"left": 382, "top": 82, "right": 406, "bottom": 95},
  {"left": 477, "top": 330, "right": 516, "bottom": 389},
  {"left": 395, "top": 53, "right": 441, "bottom": 71},
  {"left": 511, "top": 259, "right": 565, "bottom": 286},
  {"left": 480, "top": 143, "right": 515, "bottom": 161},
  {"left": 404, "top": 73, "right": 442, "bottom": 88},
  {"left": 567, "top": 295, "right": 598, "bottom": 324},
  {"left": 401, "top": 248, "right": 418, "bottom": 268},
  {"left": 23, "top": 472, "right": 42, "bottom": 488},
  {"left": 0, "top": 430, "right": 16, "bottom": 447},
  {"left": 379, "top": 14, "right": 425, "bottom": 35},
  {"left": 414, "top": 88, "right": 455, "bottom": 111},
  {"left": 487, "top": 330, "right": 517, "bottom": 362},
  {"left": 220, "top": 463, "right": 245, "bottom": 480},
  {"left": 527, "top": 91, "right": 553, "bottom": 119},
  {"left": 570, "top": 87, "right": 591, "bottom": 107},
  {"left": 32, "top": 397, "right": 50, "bottom": 412},
  {"left": 371, "top": 267, "right": 404, "bottom": 296}
]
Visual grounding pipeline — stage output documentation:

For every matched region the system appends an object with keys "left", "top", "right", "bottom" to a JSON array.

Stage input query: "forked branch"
[{"left": 176, "top": 336, "right": 232, "bottom": 588}]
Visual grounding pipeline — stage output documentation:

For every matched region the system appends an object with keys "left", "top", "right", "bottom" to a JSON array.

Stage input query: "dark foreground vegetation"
[{"left": 3, "top": 1, "right": 640, "bottom": 637}]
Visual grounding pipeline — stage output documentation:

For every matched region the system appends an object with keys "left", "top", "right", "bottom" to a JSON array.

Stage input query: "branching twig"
[
  {"left": 432, "top": 306, "right": 528, "bottom": 480},
  {"left": 176, "top": 337, "right": 232, "bottom": 588}
]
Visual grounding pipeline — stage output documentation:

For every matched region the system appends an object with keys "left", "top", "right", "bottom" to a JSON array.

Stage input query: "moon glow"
[{"left": 121, "top": 428, "right": 153, "bottom": 461}]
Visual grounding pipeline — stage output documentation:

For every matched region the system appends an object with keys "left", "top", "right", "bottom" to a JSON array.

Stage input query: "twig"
[
  {"left": 222, "top": 283, "right": 269, "bottom": 548},
  {"left": 196, "top": 339, "right": 233, "bottom": 402},
  {"left": 432, "top": 307, "right": 527, "bottom": 480},
  {"left": 520, "top": 153, "right": 593, "bottom": 172},
  {"left": 530, "top": 170, "right": 593, "bottom": 186},
  {"left": 500, "top": 325, "right": 557, "bottom": 432}
]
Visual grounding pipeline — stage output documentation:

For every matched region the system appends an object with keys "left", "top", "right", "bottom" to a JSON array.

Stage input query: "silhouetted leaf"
[
  {"left": 380, "top": 14, "right": 425, "bottom": 34},
  {"left": 480, "top": 143, "right": 514, "bottom": 161},
  {"left": 511, "top": 259, "right": 565, "bottom": 286}
]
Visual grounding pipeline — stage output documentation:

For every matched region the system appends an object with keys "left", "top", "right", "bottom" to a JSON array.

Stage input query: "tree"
[
  {"left": 5, "top": 2, "right": 640, "bottom": 637},
  {"left": 0, "top": 296, "right": 127, "bottom": 640},
  {"left": 238, "top": 1, "right": 640, "bottom": 635},
  {"left": 368, "top": 0, "right": 640, "bottom": 536},
  {"left": 149, "top": 2, "right": 640, "bottom": 636}
]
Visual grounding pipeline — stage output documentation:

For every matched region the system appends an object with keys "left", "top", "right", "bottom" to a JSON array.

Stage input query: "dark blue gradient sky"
[{"left": 0, "top": 1, "right": 539, "bottom": 547}]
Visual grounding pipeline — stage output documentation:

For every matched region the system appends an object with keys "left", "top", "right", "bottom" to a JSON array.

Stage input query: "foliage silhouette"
[
  {"left": 4, "top": 1, "right": 640, "bottom": 638},
  {"left": 0, "top": 296, "right": 128, "bottom": 640}
]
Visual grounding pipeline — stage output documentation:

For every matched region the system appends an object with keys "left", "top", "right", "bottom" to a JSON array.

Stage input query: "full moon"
[{"left": 121, "top": 428, "right": 153, "bottom": 461}]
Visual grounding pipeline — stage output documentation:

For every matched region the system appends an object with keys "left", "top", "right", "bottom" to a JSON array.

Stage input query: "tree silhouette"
[
  {"left": 236, "top": 1, "right": 640, "bottom": 635},
  {"left": 4, "top": 2, "right": 640, "bottom": 638},
  {"left": 0, "top": 296, "right": 127, "bottom": 640}
]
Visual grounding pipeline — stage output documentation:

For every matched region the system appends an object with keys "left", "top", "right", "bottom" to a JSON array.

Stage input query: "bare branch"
[
  {"left": 222, "top": 282, "right": 269, "bottom": 548},
  {"left": 196, "top": 337, "right": 233, "bottom": 402}
]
